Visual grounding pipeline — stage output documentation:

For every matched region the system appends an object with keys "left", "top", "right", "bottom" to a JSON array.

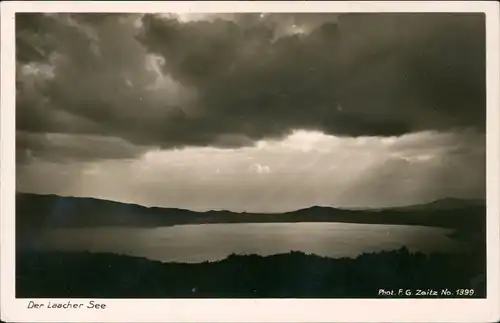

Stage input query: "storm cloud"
[
  {"left": 16, "top": 13, "right": 485, "bottom": 153},
  {"left": 15, "top": 12, "right": 486, "bottom": 210}
]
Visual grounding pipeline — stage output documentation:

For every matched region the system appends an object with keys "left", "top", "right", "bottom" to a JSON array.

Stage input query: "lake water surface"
[{"left": 32, "top": 223, "right": 460, "bottom": 263}]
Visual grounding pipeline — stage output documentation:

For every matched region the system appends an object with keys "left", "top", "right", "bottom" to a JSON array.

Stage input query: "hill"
[
  {"left": 16, "top": 192, "right": 486, "bottom": 232},
  {"left": 383, "top": 197, "right": 486, "bottom": 211},
  {"left": 16, "top": 248, "right": 486, "bottom": 298},
  {"left": 16, "top": 193, "right": 486, "bottom": 230}
]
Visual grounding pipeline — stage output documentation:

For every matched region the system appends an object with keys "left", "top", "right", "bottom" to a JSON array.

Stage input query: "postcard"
[{"left": 1, "top": 1, "right": 499, "bottom": 322}]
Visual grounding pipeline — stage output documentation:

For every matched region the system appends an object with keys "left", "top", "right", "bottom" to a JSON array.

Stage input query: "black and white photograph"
[{"left": 1, "top": 1, "right": 499, "bottom": 322}]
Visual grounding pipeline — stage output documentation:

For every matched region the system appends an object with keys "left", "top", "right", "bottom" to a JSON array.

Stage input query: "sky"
[{"left": 15, "top": 12, "right": 486, "bottom": 212}]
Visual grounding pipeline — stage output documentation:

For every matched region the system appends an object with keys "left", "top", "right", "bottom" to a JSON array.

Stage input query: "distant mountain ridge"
[
  {"left": 366, "top": 197, "right": 486, "bottom": 211},
  {"left": 15, "top": 192, "right": 486, "bottom": 232}
]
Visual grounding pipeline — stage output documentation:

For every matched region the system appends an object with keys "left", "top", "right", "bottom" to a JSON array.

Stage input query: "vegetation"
[{"left": 17, "top": 247, "right": 486, "bottom": 298}]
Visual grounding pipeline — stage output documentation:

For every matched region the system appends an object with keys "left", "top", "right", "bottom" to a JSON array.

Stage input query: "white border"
[{"left": 1, "top": 2, "right": 499, "bottom": 322}]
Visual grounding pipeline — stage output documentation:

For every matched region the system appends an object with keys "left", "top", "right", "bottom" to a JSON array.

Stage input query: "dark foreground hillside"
[{"left": 17, "top": 248, "right": 486, "bottom": 298}]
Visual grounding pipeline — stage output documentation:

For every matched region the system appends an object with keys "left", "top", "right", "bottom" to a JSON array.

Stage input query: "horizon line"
[{"left": 15, "top": 190, "right": 486, "bottom": 215}]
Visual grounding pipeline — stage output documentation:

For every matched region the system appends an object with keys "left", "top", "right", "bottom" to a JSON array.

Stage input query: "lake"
[{"left": 30, "top": 222, "right": 460, "bottom": 263}]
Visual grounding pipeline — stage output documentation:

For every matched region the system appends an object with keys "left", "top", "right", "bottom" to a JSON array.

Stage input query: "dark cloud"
[
  {"left": 138, "top": 13, "right": 485, "bottom": 139},
  {"left": 16, "top": 13, "right": 59, "bottom": 64},
  {"left": 16, "top": 131, "right": 148, "bottom": 164},
  {"left": 16, "top": 12, "right": 486, "bottom": 155}
]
